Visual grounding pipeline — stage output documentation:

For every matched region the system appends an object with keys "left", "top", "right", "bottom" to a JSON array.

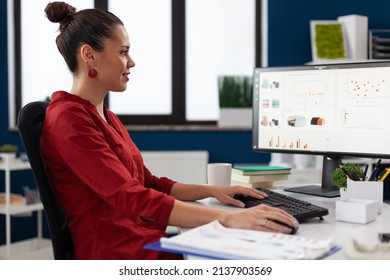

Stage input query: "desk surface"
[{"left": 187, "top": 184, "right": 390, "bottom": 260}]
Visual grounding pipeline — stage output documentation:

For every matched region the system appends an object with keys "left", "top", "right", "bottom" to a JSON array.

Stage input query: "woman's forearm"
[
  {"left": 169, "top": 182, "right": 216, "bottom": 201},
  {"left": 168, "top": 199, "right": 228, "bottom": 228}
]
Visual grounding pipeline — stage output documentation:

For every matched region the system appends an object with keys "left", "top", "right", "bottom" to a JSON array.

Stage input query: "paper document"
[{"left": 160, "top": 220, "right": 335, "bottom": 260}]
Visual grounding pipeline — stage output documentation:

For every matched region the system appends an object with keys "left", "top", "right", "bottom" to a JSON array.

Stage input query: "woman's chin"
[{"left": 111, "top": 85, "right": 127, "bottom": 93}]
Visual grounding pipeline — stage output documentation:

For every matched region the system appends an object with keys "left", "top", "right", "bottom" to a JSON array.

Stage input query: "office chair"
[{"left": 18, "top": 101, "right": 74, "bottom": 260}]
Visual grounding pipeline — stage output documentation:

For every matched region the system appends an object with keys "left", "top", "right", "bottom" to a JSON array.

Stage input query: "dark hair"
[{"left": 44, "top": 1, "right": 123, "bottom": 73}]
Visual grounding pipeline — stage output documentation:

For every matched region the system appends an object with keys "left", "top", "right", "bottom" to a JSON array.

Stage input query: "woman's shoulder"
[
  {"left": 50, "top": 91, "right": 93, "bottom": 107},
  {"left": 46, "top": 92, "right": 96, "bottom": 124},
  {"left": 49, "top": 91, "right": 95, "bottom": 112}
]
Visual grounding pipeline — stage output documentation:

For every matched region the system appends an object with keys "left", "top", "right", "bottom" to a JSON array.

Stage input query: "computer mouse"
[{"left": 269, "top": 219, "right": 298, "bottom": 234}]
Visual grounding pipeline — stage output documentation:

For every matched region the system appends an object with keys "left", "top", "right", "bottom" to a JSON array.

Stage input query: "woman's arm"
[
  {"left": 170, "top": 182, "right": 268, "bottom": 208},
  {"left": 168, "top": 199, "right": 298, "bottom": 234}
]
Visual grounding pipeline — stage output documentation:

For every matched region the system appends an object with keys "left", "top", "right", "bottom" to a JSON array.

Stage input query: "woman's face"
[{"left": 95, "top": 25, "right": 135, "bottom": 92}]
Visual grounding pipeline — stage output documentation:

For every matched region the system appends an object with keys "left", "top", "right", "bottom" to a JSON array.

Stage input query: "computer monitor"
[{"left": 252, "top": 61, "right": 390, "bottom": 198}]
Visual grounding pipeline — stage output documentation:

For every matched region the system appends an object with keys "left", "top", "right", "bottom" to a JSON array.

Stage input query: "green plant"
[
  {"left": 0, "top": 144, "right": 18, "bottom": 153},
  {"left": 218, "top": 76, "right": 253, "bottom": 108},
  {"left": 330, "top": 163, "right": 364, "bottom": 189}
]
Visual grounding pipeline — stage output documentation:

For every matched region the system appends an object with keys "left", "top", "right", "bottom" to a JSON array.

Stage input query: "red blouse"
[{"left": 40, "top": 91, "right": 181, "bottom": 260}]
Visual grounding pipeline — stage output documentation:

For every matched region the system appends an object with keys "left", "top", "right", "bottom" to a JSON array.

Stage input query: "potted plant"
[
  {"left": 330, "top": 163, "right": 364, "bottom": 198},
  {"left": 0, "top": 144, "right": 18, "bottom": 160},
  {"left": 218, "top": 75, "right": 253, "bottom": 127}
]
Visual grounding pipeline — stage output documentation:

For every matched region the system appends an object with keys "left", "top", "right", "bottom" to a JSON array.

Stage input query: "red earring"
[{"left": 88, "top": 68, "right": 97, "bottom": 78}]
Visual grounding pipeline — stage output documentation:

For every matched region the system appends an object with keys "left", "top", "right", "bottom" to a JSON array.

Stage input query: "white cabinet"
[{"left": 0, "top": 153, "right": 51, "bottom": 259}]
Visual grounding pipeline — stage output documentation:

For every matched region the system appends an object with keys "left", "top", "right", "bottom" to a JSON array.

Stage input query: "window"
[
  {"left": 108, "top": 0, "right": 176, "bottom": 124},
  {"left": 9, "top": 0, "right": 262, "bottom": 127},
  {"left": 108, "top": 0, "right": 172, "bottom": 115},
  {"left": 186, "top": 0, "right": 257, "bottom": 121}
]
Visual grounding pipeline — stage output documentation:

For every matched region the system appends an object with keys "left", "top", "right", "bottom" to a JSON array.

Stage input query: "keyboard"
[{"left": 234, "top": 187, "right": 329, "bottom": 222}]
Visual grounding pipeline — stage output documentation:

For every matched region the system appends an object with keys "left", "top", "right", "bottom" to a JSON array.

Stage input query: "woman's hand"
[
  {"left": 210, "top": 185, "right": 267, "bottom": 208},
  {"left": 220, "top": 204, "right": 299, "bottom": 234}
]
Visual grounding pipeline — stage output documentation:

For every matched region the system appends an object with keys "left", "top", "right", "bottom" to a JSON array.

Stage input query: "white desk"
[{"left": 186, "top": 185, "right": 390, "bottom": 260}]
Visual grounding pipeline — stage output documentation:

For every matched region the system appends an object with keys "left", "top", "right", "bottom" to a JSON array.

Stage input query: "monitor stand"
[{"left": 283, "top": 155, "right": 341, "bottom": 198}]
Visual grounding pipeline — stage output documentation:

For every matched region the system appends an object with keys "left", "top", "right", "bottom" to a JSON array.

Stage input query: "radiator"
[{"left": 140, "top": 151, "right": 209, "bottom": 184}]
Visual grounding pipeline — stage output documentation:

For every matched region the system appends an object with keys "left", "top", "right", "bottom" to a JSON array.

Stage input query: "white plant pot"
[
  {"left": 0, "top": 152, "right": 17, "bottom": 160},
  {"left": 218, "top": 108, "right": 252, "bottom": 128},
  {"left": 339, "top": 187, "right": 348, "bottom": 200}
]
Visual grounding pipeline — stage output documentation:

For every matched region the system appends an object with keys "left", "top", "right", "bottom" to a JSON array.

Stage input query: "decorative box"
[
  {"left": 346, "top": 179, "right": 383, "bottom": 214},
  {"left": 336, "top": 198, "right": 378, "bottom": 224}
]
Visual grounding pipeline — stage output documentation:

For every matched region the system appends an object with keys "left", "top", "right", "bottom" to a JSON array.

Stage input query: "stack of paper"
[
  {"left": 154, "top": 220, "right": 336, "bottom": 260},
  {"left": 231, "top": 166, "right": 291, "bottom": 188}
]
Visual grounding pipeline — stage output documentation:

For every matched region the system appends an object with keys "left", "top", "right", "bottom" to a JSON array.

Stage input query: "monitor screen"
[{"left": 252, "top": 61, "right": 390, "bottom": 197}]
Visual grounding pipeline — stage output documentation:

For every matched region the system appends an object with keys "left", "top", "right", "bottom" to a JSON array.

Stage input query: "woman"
[{"left": 41, "top": 2, "right": 298, "bottom": 260}]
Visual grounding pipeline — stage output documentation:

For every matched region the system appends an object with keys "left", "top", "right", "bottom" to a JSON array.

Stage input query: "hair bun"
[{"left": 45, "top": 1, "right": 76, "bottom": 31}]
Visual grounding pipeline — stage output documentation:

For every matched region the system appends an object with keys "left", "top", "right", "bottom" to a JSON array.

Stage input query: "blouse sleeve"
[{"left": 142, "top": 165, "right": 177, "bottom": 194}]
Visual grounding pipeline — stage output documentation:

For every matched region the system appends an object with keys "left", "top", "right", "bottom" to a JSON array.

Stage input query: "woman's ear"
[{"left": 80, "top": 44, "right": 96, "bottom": 64}]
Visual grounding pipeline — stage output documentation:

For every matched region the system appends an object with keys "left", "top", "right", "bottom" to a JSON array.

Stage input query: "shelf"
[
  {"left": 0, "top": 202, "right": 43, "bottom": 215},
  {"left": 0, "top": 157, "right": 30, "bottom": 171},
  {"left": 0, "top": 238, "right": 52, "bottom": 260},
  {"left": 0, "top": 153, "right": 44, "bottom": 259}
]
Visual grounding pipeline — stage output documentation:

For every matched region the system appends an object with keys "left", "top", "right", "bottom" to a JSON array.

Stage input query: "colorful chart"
[
  {"left": 348, "top": 78, "right": 386, "bottom": 97},
  {"left": 267, "top": 136, "right": 308, "bottom": 149},
  {"left": 310, "top": 117, "right": 325, "bottom": 126},
  {"left": 287, "top": 115, "right": 306, "bottom": 127},
  {"left": 261, "top": 79, "right": 280, "bottom": 89}
]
